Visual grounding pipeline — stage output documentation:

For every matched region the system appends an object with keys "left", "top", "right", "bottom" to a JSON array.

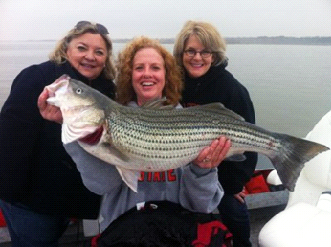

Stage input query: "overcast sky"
[{"left": 1, "top": 0, "right": 330, "bottom": 41}]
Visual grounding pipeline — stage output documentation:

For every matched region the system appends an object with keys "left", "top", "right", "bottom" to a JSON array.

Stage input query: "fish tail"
[{"left": 270, "top": 133, "right": 329, "bottom": 192}]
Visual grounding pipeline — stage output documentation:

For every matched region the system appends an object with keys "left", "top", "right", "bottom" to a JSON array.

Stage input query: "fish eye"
[{"left": 76, "top": 88, "right": 83, "bottom": 94}]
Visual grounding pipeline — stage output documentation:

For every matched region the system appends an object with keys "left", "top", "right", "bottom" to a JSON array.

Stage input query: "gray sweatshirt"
[{"left": 64, "top": 102, "right": 224, "bottom": 232}]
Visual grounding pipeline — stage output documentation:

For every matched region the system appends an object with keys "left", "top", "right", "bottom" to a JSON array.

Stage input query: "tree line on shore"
[{"left": 113, "top": 36, "right": 331, "bottom": 45}]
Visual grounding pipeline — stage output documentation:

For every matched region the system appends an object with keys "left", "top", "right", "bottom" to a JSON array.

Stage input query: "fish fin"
[
  {"left": 141, "top": 97, "right": 175, "bottom": 110},
  {"left": 115, "top": 167, "right": 139, "bottom": 192},
  {"left": 226, "top": 154, "right": 247, "bottom": 162},
  {"left": 270, "top": 133, "right": 329, "bottom": 192},
  {"left": 194, "top": 103, "right": 245, "bottom": 121}
]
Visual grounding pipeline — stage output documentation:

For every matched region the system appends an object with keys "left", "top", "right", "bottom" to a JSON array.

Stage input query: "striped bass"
[{"left": 46, "top": 75, "right": 329, "bottom": 192}]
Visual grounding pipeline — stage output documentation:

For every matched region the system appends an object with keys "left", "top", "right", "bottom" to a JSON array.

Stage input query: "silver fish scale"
[{"left": 105, "top": 105, "right": 280, "bottom": 167}]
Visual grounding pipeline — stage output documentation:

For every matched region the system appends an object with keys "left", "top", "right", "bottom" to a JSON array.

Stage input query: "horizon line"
[{"left": 1, "top": 35, "right": 331, "bottom": 42}]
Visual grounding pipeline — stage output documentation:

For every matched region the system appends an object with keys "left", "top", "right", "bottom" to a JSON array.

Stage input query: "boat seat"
[{"left": 259, "top": 110, "right": 331, "bottom": 247}]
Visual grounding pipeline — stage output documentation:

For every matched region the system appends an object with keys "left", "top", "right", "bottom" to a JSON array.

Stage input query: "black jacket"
[
  {"left": 0, "top": 61, "right": 115, "bottom": 218},
  {"left": 182, "top": 63, "right": 258, "bottom": 194}
]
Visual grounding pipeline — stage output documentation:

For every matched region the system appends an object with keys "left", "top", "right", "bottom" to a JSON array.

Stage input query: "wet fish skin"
[{"left": 46, "top": 75, "right": 330, "bottom": 192}]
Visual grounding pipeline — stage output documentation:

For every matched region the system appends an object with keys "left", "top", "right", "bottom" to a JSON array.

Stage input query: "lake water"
[{"left": 1, "top": 41, "right": 330, "bottom": 168}]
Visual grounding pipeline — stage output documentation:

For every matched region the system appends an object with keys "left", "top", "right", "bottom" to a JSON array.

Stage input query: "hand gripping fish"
[{"left": 46, "top": 75, "right": 329, "bottom": 192}]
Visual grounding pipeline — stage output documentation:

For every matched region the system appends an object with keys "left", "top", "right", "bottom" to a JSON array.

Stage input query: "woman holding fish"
[
  {"left": 173, "top": 20, "right": 258, "bottom": 247},
  {"left": 0, "top": 21, "right": 116, "bottom": 246},
  {"left": 45, "top": 36, "right": 232, "bottom": 245}
]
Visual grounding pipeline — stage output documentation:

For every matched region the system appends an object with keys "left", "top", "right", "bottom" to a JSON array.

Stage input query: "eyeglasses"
[
  {"left": 75, "top": 21, "right": 109, "bottom": 35},
  {"left": 184, "top": 49, "right": 213, "bottom": 58}
]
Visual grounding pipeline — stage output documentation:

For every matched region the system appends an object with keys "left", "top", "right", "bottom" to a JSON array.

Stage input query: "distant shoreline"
[
  {"left": 156, "top": 36, "right": 331, "bottom": 45},
  {"left": 1, "top": 36, "right": 331, "bottom": 45}
]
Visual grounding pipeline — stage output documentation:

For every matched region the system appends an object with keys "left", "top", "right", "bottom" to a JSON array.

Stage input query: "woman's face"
[
  {"left": 132, "top": 47, "right": 166, "bottom": 106},
  {"left": 66, "top": 33, "right": 107, "bottom": 80},
  {"left": 182, "top": 34, "right": 214, "bottom": 78}
]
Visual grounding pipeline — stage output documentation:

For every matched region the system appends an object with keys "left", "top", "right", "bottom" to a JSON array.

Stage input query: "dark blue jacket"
[
  {"left": 0, "top": 61, "right": 115, "bottom": 218},
  {"left": 182, "top": 63, "right": 258, "bottom": 194}
]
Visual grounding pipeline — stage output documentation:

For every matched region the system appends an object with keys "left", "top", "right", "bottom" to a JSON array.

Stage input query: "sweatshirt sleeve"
[
  {"left": 0, "top": 66, "right": 45, "bottom": 200},
  {"left": 179, "top": 164, "right": 224, "bottom": 213},
  {"left": 64, "top": 142, "right": 123, "bottom": 195}
]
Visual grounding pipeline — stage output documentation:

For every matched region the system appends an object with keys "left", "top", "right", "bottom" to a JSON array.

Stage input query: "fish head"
[{"left": 46, "top": 75, "right": 106, "bottom": 143}]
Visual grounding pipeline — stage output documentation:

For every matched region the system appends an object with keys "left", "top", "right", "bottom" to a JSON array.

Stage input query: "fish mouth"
[
  {"left": 48, "top": 75, "right": 70, "bottom": 94},
  {"left": 61, "top": 105, "right": 92, "bottom": 115},
  {"left": 46, "top": 76, "right": 70, "bottom": 106}
]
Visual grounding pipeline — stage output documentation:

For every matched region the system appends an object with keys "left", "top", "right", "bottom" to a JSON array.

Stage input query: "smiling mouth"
[
  {"left": 142, "top": 82, "right": 155, "bottom": 86},
  {"left": 190, "top": 63, "right": 204, "bottom": 68},
  {"left": 81, "top": 63, "right": 95, "bottom": 69}
]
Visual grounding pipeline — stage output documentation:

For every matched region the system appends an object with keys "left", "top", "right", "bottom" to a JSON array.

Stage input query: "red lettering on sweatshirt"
[
  {"left": 138, "top": 172, "right": 144, "bottom": 181},
  {"left": 138, "top": 170, "right": 176, "bottom": 182},
  {"left": 153, "top": 171, "right": 167, "bottom": 181},
  {"left": 167, "top": 169, "right": 176, "bottom": 181}
]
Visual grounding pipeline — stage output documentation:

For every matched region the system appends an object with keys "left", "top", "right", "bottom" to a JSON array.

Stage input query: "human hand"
[
  {"left": 193, "top": 136, "right": 231, "bottom": 169},
  {"left": 233, "top": 187, "right": 247, "bottom": 204},
  {"left": 37, "top": 87, "right": 63, "bottom": 124}
]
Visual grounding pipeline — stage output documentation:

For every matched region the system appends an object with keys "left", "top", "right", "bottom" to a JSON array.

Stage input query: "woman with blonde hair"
[
  {"left": 173, "top": 20, "right": 227, "bottom": 69},
  {"left": 174, "top": 20, "right": 257, "bottom": 247},
  {"left": 50, "top": 21, "right": 116, "bottom": 81},
  {"left": 0, "top": 21, "right": 116, "bottom": 246}
]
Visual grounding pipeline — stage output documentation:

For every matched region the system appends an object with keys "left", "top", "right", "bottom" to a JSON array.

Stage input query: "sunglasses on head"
[{"left": 75, "top": 21, "right": 109, "bottom": 35}]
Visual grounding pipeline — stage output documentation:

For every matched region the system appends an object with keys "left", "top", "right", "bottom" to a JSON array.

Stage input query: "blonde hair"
[
  {"left": 116, "top": 36, "right": 183, "bottom": 106},
  {"left": 173, "top": 20, "right": 227, "bottom": 68},
  {"left": 49, "top": 22, "right": 116, "bottom": 80}
]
